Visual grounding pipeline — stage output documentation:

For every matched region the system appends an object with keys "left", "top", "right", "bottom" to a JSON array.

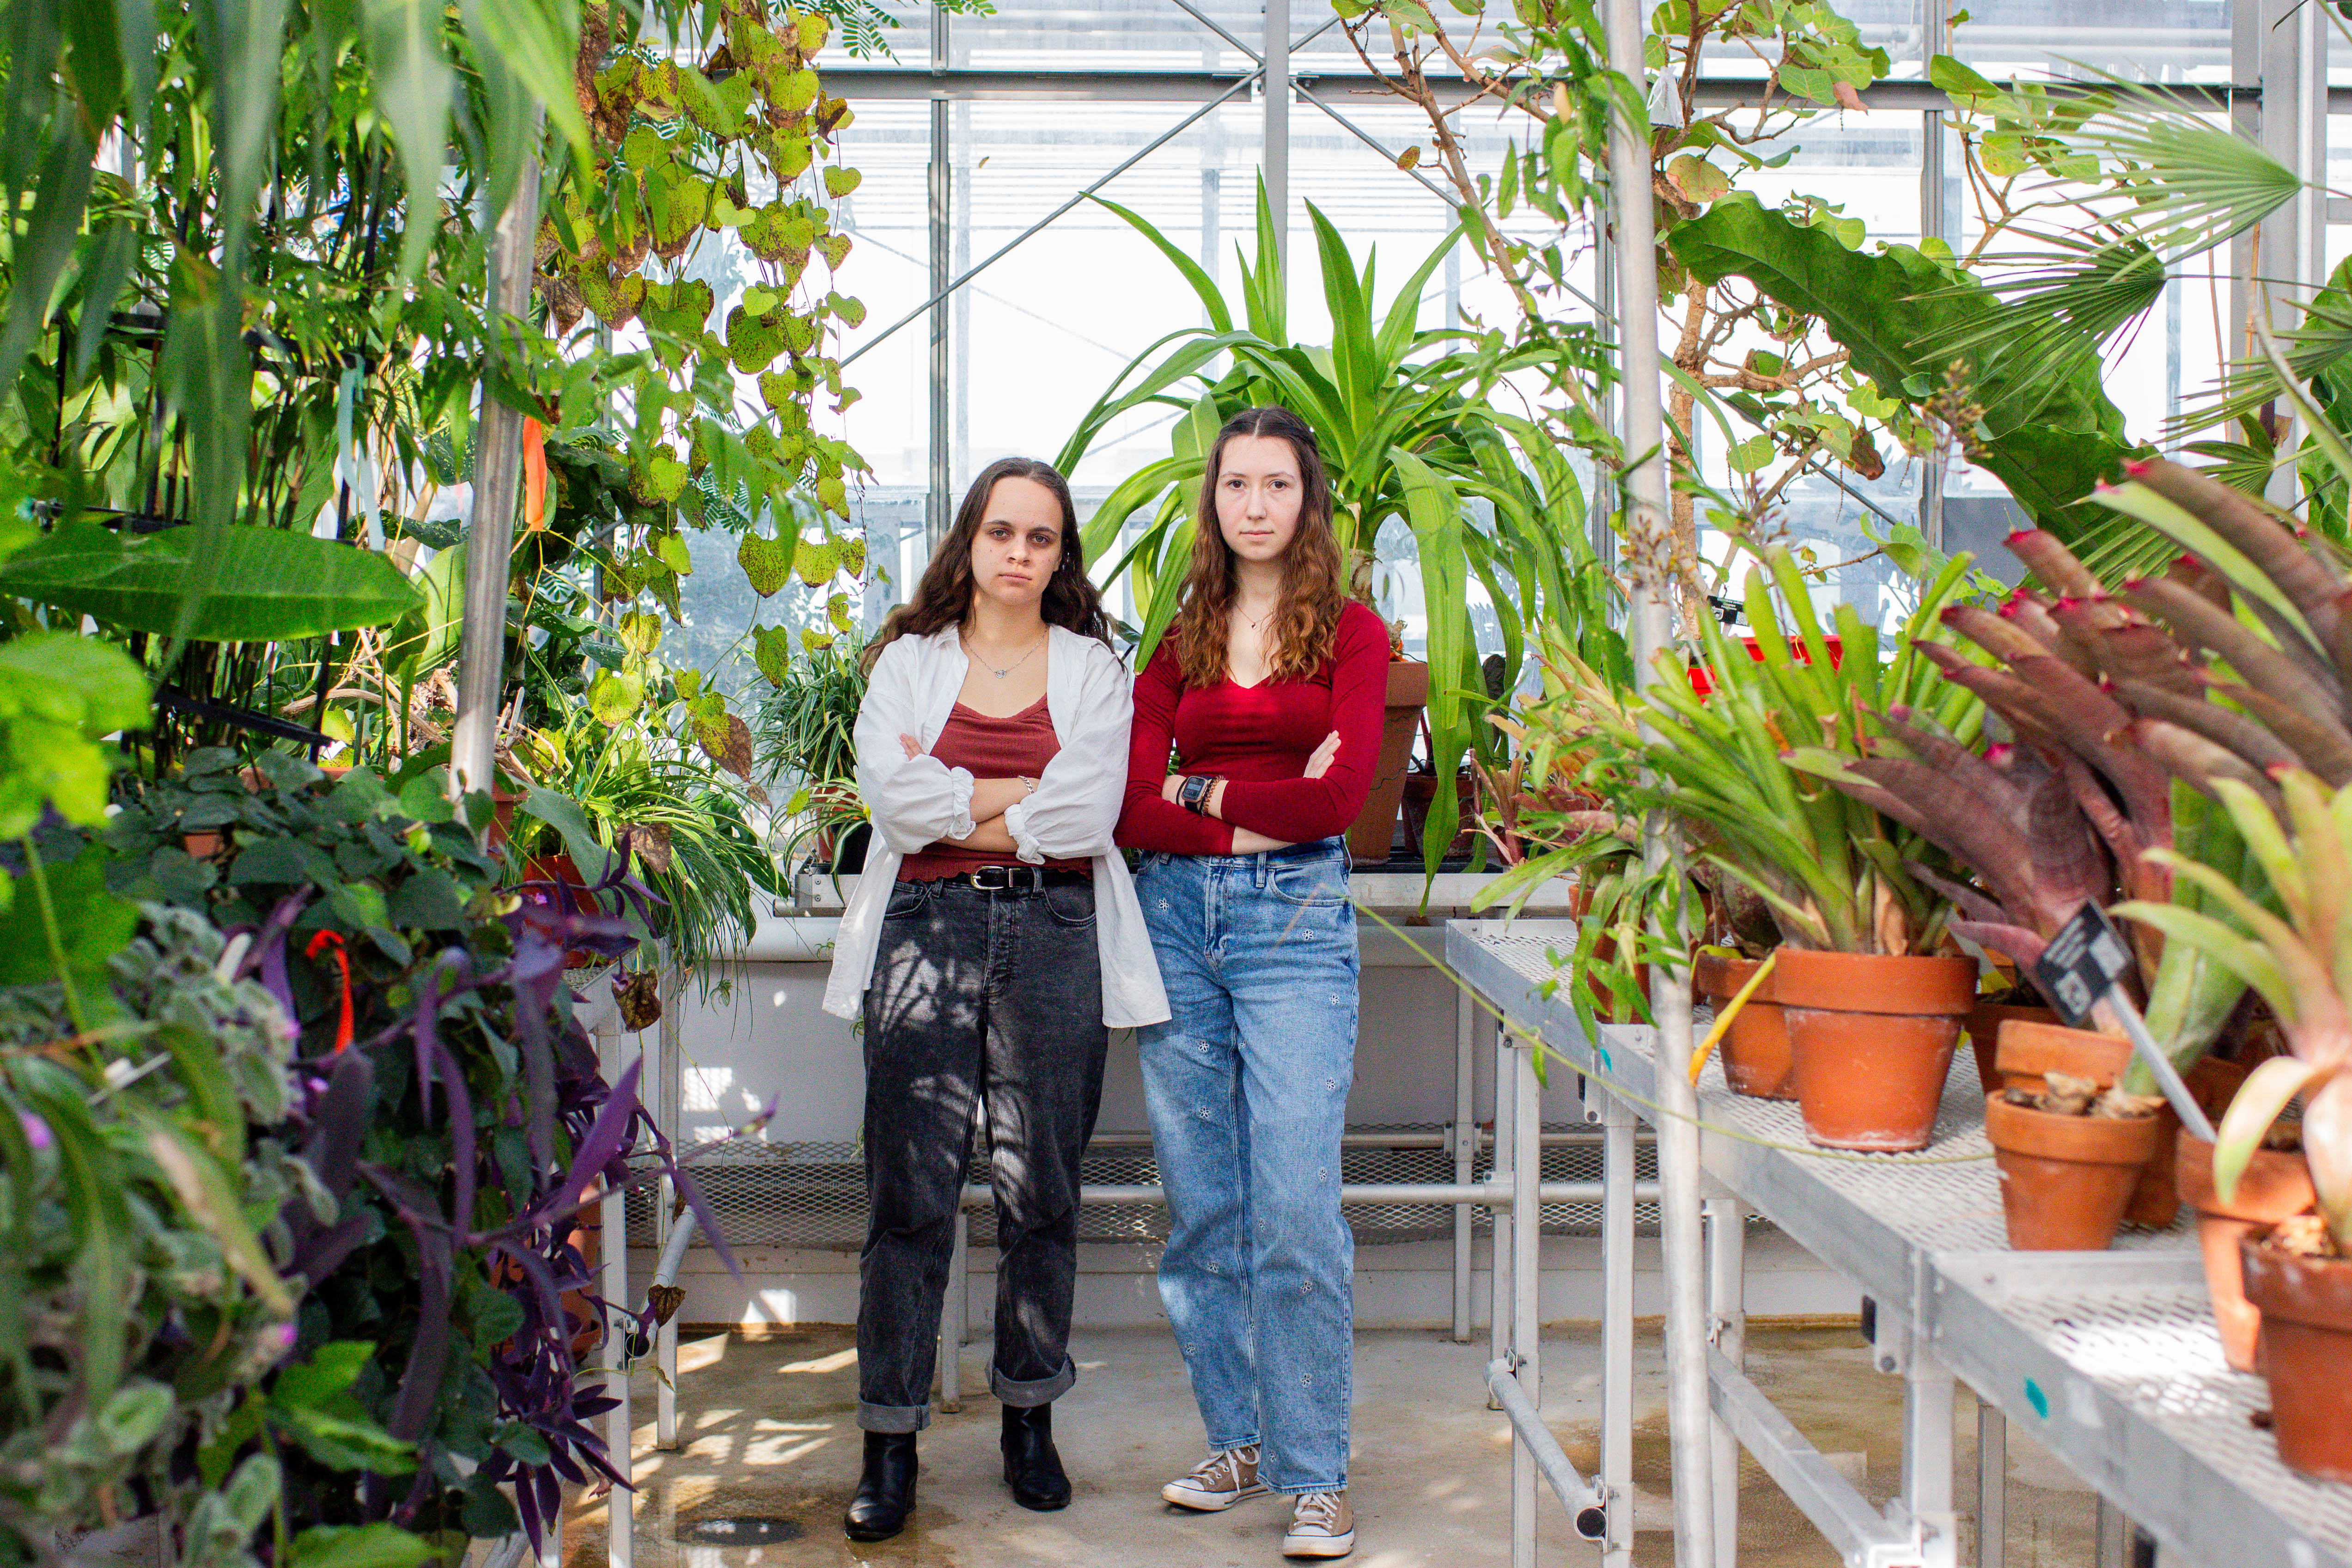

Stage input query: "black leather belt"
[{"left": 954, "top": 865, "right": 1090, "bottom": 893}]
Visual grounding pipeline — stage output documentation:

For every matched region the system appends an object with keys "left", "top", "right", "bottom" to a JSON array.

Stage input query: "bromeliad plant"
[
  {"left": 1633, "top": 545, "right": 1983, "bottom": 957},
  {"left": 1789, "top": 508, "right": 2266, "bottom": 1079},
  {"left": 2116, "top": 770, "right": 2352, "bottom": 1254}
]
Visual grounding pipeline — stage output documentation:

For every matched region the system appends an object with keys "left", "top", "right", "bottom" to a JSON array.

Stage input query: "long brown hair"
[
  {"left": 1171, "top": 405, "right": 1345, "bottom": 688},
  {"left": 864, "top": 457, "right": 1113, "bottom": 671}
]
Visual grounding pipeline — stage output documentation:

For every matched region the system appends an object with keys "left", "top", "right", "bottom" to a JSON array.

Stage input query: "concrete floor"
[{"left": 561, "top": 1323, "right": 2104, "bottom": 1568}]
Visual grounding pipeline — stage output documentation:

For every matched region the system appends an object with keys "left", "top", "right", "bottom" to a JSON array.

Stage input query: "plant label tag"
[{"left": 2032, "top": 903, "right": 2133, "bottom": 1029}]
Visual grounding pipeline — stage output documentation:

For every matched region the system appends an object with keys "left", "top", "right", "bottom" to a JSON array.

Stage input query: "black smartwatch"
[{"left": 1177, "top": 774, "right": 1215, "bottom": 815}]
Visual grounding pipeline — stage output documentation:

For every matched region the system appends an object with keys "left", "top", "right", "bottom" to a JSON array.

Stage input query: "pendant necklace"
[{"left": 966, "top": 630, "right": 1047, "bottom": 679}]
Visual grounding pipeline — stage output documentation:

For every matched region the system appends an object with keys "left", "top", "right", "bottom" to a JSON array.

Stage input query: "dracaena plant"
[
  {"left": 1624, "top": 544, "right": 1982, "bottom": 956},
  {"left": 2115, "top": 770, "right": 2352, "bottom": 1252},
  {"left": 1058, "top": 182, "right": 1621, "bottom": 864}
]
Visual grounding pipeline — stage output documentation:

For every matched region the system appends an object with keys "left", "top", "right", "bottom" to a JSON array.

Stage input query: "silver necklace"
[{"left": 965, "top": 629, "right": 1047, "bottom": 679}]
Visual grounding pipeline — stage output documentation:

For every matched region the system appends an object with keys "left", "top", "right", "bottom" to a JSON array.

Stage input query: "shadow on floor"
[{"left": 561, "top": 1324, "right": 2098, "bottom": 1568}]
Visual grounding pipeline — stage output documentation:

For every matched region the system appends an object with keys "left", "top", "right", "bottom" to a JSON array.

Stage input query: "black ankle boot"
[
  {"left": 844, "top": 1431, "right": 918, "bottom": 1541},
  {"left": 1001, "top": 1403, "right": 1072, "bottom": 1511}
]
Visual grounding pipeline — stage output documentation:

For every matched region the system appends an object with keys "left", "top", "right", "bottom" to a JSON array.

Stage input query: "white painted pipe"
[{"left": 1487, "top": 1356, "right": 1609, "bottom": 1540}]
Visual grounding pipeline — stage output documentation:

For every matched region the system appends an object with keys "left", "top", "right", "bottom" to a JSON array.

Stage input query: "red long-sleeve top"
[{"left": 1118, "top": 600, "right": 1392, "bottom": 855}]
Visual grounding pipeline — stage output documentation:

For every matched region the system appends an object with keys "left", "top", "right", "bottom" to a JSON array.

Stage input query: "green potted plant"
[
  {"left": 504, "top": 674, "right": 775, "bottom": 976},
  {"left": 754, "top": 638, "right": 871, "bottom": 877},
  {"left": 2115, "top": 769, "right": 2352, "bottom": 1480},
  {"left": 1628, "top": 545, "right": 1985, "bottom": 1150},
  {"left": 1058, "top": 186, "right": 1618, "bottom": 866}
]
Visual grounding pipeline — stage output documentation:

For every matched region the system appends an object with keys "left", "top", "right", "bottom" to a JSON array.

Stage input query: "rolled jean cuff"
[
  {"left": 858, "top": 1399, "right": 933, "bottom": 1434},
  {"left": 989, "top": 1357, "right": 1077, "bottom": 1407},
  {"left": 1266, "top": 1476, "right": 1349, "bottom": 1496}
]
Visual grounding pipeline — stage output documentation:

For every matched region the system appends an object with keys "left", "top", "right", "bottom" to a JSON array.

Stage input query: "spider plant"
[
  {"left": 755, "top": 641, "right": 871, "bottom": 876},
  {"left": 507, "top": 685, "right": 776, "bottom": 974}
]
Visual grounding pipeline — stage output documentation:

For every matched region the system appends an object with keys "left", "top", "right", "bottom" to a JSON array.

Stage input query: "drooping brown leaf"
[
  {"left": 622, "top": 820, "right": 674, "bottom": 876},
  {"left": 702, "top": 713, "right": 756, "bottom": 779},
  {"left": 615, "top": 968, "right": 662, "bottom": 1031}
]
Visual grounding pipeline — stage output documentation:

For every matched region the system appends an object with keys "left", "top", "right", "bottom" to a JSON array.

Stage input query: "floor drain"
[{"left": 678, "top": 1517, "right": 804, "bottom": 1545}]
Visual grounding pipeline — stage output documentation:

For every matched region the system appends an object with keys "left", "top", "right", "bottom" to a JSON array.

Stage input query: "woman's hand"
[
  {"left": 1160, "top": 771, "right": 1185, "bottom": 804},
  {"left": 1230, "top": 828, "right": 1294, "bottom": 854},
  {"left": 899, "top": 733, "right": 922, "bottom": 761},
  {"left": 1304, "top": 730, "right": 1341, "bottom": 780}
]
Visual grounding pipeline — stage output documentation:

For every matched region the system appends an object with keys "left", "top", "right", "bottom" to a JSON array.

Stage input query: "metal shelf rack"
[{"left": 1448, "top": 919, "right": 2352, "bottom": 1568}]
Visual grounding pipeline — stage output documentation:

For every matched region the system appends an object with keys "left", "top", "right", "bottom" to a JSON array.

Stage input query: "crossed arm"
[
  {"left": 899, "top": 733, "right": 1033, "bottom": 852},
  {"left": 1156, "top": 729, "right": 1341, "bottom": 854}
]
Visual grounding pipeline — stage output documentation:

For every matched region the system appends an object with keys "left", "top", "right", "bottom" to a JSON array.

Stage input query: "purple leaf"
[
  {"left": 670, "top": 1163, "right": 743, "bottom": 1284},
  {"left": 540, "top": 1057, "right": 641, "bottom": 1235}
]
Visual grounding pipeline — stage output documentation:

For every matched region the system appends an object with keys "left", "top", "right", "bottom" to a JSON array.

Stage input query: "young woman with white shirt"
[{"left": 820, "top": 456, "right": 1168, "bottom": 1543}]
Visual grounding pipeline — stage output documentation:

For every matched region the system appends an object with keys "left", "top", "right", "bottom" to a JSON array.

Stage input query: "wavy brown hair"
[
  {"left": 864, "top": 457, "right": 1113, "bottom": 671},
  {"left": 1171, "top": 405, "right": 1345, "bottom": 688}
]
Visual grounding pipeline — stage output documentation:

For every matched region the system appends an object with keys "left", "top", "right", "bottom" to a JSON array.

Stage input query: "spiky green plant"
[{"left": 1627, "top": 545, "right": 1982, "bottom": 955}]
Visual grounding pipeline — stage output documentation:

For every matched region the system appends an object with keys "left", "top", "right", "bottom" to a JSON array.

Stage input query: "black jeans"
[{"left": 857, "top": 875, "right": 1109, "bottom": 1432}]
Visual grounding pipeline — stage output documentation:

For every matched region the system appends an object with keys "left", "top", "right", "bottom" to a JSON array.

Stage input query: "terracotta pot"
[
  {"left": 1400, "top": 768, "right": 1477, "bottom": 860},
  {"left": 2125, "top": 1056, "right": 2251, "bottom": 1232},
  {"left": 2240, "top": 1239, "right": 2352, "bottom": 1482},
  {"left": 1777, "top": 949, "right": 1976, "bottom": 1151},
  {"left": 1984, "top": 1093, "right": 2163, "bottom": 1251},
  {"left": 1963, "top": 1002, "right": 2057, "bottom": 1093},
  {"left": 1994, "top": 1018, "right": 2131, "bottom": 1094},
  {"left": 1694, "top": 952, "right": 1794, "bottom": 1100},
  {"left": 1347, "top": 660, "right": 1430, "bottom": 866},
  {"left": 1997, "top": 1020, "right": 2163, "bottom": 1228},
  {"left": 1587, "top": 933, "right": 1650, "bottom": 1024},
  {"left": 1563, "top": 880, "right": 1649, "bottom": 1023},
  {"left": 2177, "top": 1134, "right": 2316, "bottom": 1372},
  {"left": 522, "top": 854, "right": 607, "bottom": 968}
]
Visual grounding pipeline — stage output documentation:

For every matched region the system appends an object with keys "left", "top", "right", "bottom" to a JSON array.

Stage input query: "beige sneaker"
[
  {"left": 1160, "top": 1444, "right": 1268, "bottom": 1512},
  {"left": 1282, "top": 1490, "right": 1355, "bottom": 1558}
]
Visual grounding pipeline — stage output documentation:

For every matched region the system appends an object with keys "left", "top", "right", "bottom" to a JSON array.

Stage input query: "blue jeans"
[{"left": 1135, "top": 837, "right": 1358, "bottom": 1493}]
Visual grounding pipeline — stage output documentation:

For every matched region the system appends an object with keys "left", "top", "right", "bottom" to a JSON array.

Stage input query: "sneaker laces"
[
  {"left": 1190, "top": 1445, "right": 1257, "bottom": 1490},
  {"left": 1293, "top": 1491, "right": 1344, "bottom": 1532}
]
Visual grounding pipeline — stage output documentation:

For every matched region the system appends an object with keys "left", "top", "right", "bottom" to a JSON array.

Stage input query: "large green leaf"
[
  {"left": 1670, "top": 198, "right": 2135, "bottom": 531},
  {"left": 0, "top": 522, "right": 418, "bottom": 640}
]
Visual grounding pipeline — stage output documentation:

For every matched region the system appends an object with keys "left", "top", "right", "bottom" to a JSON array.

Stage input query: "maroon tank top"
[{"left": 898, "top": 696, "right": 1091, "bottom": 881}]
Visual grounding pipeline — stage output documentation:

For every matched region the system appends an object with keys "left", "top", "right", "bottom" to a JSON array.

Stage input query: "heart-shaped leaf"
[
  {"left": 753, "top": 625, "right": 794, "bottom": 684},
  {"left": 737, "top": 532, "right": 796, "bottom": 596}
]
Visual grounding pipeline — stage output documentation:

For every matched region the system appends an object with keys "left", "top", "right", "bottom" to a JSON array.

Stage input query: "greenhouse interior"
[{"left": 12, "top": 0, "right": 2352, "bottom": 1565}]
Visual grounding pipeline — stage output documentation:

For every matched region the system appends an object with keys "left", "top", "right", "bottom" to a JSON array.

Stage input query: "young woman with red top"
[
  {"left": 1118, "top": 406, "right": 1389, "bottom": 1561},
  {"left": 823, "top": 457, "right": 1169, "bottom": 1543}
]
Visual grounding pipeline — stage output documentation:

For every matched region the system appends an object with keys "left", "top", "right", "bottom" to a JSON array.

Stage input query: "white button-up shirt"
[{"left": 821, "top": 623, "right": 1170, "bottom": 1029}]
